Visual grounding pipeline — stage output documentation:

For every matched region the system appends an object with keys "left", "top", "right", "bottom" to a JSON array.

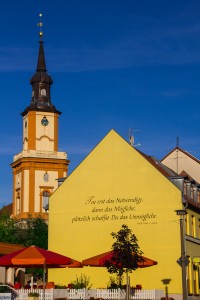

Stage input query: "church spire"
[
  {"left": 36, "top": 13, "right": 46, "bottom": 72},
  {"left": 36, "top": 40, "right": 47, "bottom": 72},
  {"left": 22, "top": 13, "right": 60, "bottom": 116}
]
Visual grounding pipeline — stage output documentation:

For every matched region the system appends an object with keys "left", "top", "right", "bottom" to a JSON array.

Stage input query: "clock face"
[{"left": 41, "top": 117, "right": 49, "bottom": 126}]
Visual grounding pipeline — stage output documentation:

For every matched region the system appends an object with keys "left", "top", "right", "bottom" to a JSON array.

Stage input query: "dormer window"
[
  {"left": 42, "top": 191, "right": 50, "bottom": 211},
  {"left": 41, "top": 89, "right": 46, "bottom": 96}
]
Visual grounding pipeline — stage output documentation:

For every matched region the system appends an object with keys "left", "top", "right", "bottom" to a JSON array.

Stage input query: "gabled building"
[
  {"left": 48, "top": 129, "right": 200, "bottom": 299},
  {"left": 161, "top": 146, "right": 200, "bottom": 184},
  {"left": 10, "top": 35, "right": 69, "bottom": 220}
]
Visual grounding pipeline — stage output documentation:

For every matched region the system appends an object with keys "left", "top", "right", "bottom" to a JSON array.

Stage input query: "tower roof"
[
  {"left": 21, "top": 39, "right": 61, "bottom": 116},
  {"left": 37, "top": 40, "right": 47, "bottom": 72},
  {"left": 30, "top": 41, "right": 53, "bottom": 87}
]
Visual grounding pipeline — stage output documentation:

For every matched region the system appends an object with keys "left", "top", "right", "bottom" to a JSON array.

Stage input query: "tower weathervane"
[{"left": 37, "top": 13, "right": 43, "bottom": 39}]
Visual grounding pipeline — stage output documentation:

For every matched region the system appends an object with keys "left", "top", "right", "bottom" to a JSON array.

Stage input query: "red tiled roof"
[
  {"left": 0, "top": 242, "right": 24, "bottom": 256},
  {"left": 0, "top": 203, "right": 12, "bottom": 217},
  {"left": 179, "top": 170, "right": 197, "bottom": 183},
  {"left": 136, "top": 148, "right": 177, "bottom": 178}
]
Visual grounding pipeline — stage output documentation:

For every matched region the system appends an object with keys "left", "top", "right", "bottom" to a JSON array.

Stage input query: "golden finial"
[{"left": 37, "top": 13, "right": 43, "bottom": 39}]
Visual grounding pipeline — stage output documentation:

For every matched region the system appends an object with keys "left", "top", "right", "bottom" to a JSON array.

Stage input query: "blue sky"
[{"left": 1, "top": 0, "right": 200, "bottom": 206}]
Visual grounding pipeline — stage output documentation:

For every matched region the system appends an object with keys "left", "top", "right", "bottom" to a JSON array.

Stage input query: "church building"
[{"left": 11, "top": 32, "right": 69, "bottom": 220}]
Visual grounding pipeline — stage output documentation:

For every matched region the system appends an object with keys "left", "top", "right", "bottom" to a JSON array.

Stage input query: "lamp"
[{"left": 175, "top": 209, "right": 188, "bottom": 300}]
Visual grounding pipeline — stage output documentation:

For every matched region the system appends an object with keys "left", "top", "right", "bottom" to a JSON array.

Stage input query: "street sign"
[{"left": 177, "top": 256, "right": 190, "bottom": 267}]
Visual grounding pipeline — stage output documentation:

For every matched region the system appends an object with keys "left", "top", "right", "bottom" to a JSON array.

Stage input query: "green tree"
[
  {"left": 0, "top": 212, "right": 48, "bottom": 279},
  {"left": 0, "top": 211, "right": 22, "bottom": 244},
  {"left": 24, "top": 216, "right": 48, "bottom": 249},
  {"left": 105, "top": 224, "right": 143, "bottom": 286},
  {"left": 0, "top": 212, "right": 48, "bottom": 249}
]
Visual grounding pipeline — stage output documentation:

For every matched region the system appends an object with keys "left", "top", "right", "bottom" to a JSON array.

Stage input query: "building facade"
[
  {"left": 48, "top": 130, "right": 200, "bottom": 299},
  {"left": 161, "top": 146, "right": 200, "bottom": 183},
  {"left": 11, "top": 39, "right": 69, "bottom": 220},
  {"left": 162, "top": 146, "right": 200, "bottom": 295}
]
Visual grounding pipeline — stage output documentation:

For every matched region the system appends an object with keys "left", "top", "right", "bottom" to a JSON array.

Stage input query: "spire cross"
[{"left": 37, "top": 13, "right": 43, "bottom": 40}]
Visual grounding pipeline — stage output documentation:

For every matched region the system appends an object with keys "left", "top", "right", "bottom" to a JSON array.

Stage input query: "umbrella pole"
[
  {"left": 30, "top": 267, "right": 34, "bottom": 290},
  {"left": 43, "top": 262, "right": 46, "bottom": 300}
]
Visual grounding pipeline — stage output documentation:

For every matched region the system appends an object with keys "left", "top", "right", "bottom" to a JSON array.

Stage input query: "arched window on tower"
[
  {"left": 16, "top": 192, "right": 20, "bottom": 215},
  {"left": 42, "top": 191, "right": 50, "bottom": 211},
  {"left": 41, "top": 89, "right": 46, "bottom": 96}
]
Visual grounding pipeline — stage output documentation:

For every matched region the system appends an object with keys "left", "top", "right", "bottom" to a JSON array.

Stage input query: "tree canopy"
[
  {"left": 0, "top": 212, "right": 48, "bottom": 249},
  {"left": 105, "top": 224, "right": 143, "bottom": 284},
  {"left": 25, "top": 216, "right": 48, "bottom": 249},
  {"left": 0, "top": 211, "right": 21, "bottom": 244}
]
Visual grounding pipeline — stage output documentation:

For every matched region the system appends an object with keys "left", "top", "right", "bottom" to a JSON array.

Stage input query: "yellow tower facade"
[{"left": 11, "top": 40, "right": 69, "bottom": 220}]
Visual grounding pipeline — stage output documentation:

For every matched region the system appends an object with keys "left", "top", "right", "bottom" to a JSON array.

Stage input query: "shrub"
[
  {"left": 28, "top": 292, "right": 40, "bottom": 297},
  {"left": 71, "top": 274, "right": 92, "bottom": 289},
  {"left": 55, "top": 284, "right": 67, "bottom": 289},
  {"left": 107, "top": 276, "right": 123, "bottom": 289}
]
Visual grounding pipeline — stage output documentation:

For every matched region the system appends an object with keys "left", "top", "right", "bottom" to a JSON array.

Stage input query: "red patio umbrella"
[
  {"left": 82, "top": 250, "right": 157, "bottom": 268},
  {"left": 0, "top": 245, "right": 80, "bottom": 268},
  {"left": 0, "top": 245, "right": 81, "bottom": 288},
  {"left": 82, "top": 250, "right": 157, "bottom": 300}
]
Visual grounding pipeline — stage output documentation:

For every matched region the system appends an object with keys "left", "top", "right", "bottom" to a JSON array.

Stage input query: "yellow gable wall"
[{"left": 48, "top": 130, "right": 182, "bottom": 292}]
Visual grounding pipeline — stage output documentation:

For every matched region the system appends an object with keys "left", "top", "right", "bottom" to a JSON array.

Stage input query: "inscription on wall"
[{"left": 71, "top": 196, "right": 157, "bottom": 225}]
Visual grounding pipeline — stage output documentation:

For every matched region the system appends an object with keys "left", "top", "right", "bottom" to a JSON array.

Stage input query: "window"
[
  {"left": 186, "top": 182, "right": 191, "bottom": 199},
  {"left": 198, "top": 219, "right": 200, "bottom": 239},
  {"left": 193, "top": 187, "right": 198, "bottom": 202},
  {"left": 184, "top": 182, "right": 187, "bottom": 196},
  {"left": 185, "top": 213, "right": 189, "bottom": 235},
  {"left": 42, "top": 191, "right": 50, "bottom": 211},
  {"left": 16, "top": 192, "right": 20, "bottom": 215},
  {"left": 193, "top": 263, "right": 199, "bottom": 294},
  {"left": 187, "top": 257, "right": 192, "bottom": 294},
  {"left": 43, "top": 173, "right": 49, "bottom": 182},
  {"left": 191, "top": 215, "right": 196, "bottom": 237},
  {"left": 198, "top": 190, "right": 200, "bottom": 203},
  {"left": 41, "top": 89, "right": 46, "bottom": 96}
]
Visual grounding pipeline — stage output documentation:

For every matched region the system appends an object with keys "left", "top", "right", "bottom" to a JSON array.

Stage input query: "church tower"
[{"left": 11, "top": 19, "right": 69, "bottom": 219}]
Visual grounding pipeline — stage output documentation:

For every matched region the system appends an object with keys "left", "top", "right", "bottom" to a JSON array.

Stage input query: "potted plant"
[{"left": 28, "top": 292, "right": 40, "bottom": 300}]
